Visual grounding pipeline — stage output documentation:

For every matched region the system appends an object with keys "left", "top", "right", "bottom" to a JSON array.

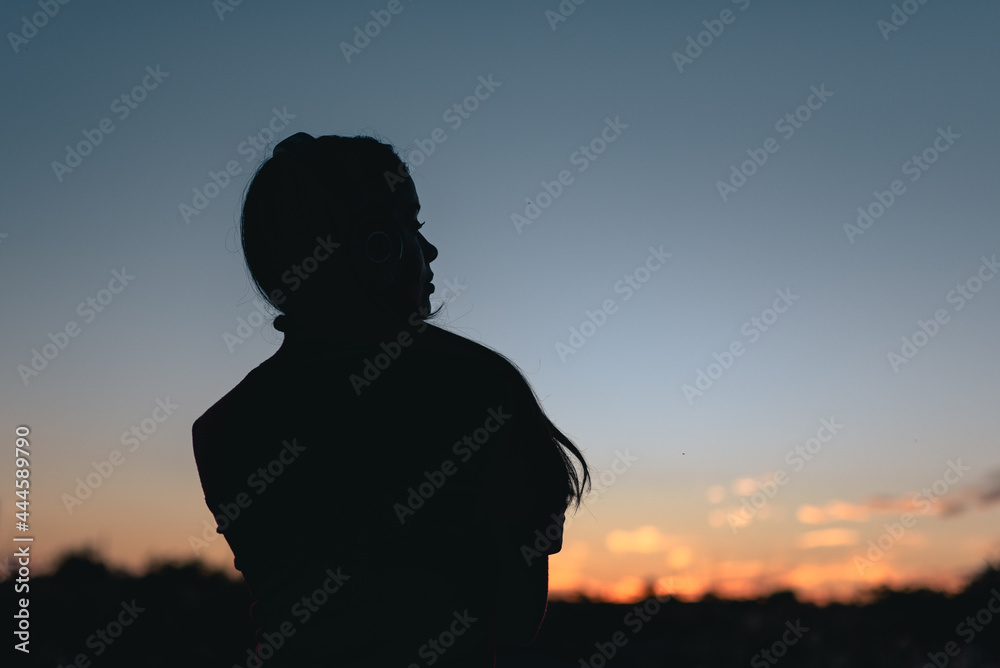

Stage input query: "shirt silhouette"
[{"left": 194, "top": 317, "right": 575, "bottom": 665}]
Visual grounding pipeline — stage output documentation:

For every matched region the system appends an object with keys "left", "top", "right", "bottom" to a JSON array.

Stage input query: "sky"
[{"left": 2, "top": 0, "right": 999, "bottom": 605}]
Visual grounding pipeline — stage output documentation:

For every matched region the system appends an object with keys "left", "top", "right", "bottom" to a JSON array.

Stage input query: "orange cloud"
[
  {"left": 796, "top": 528, "right": 860, "bottom": 548},
  {"left": 797, "top": 497, "right": 929, "bottom": 524},
  {"left": 667, "top": 546, "right": 693, "bottom": 568},
  {"left": 605, "top": 526, "right": 676, "bottom": 553},
  {"left": 794, "top": 466, "right": 1000, "bottom": 526},
  {"left": 715, "top": 560, "right": 765, "bottom": 579}
]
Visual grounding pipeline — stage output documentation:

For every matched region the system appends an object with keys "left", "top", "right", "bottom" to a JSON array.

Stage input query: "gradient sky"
[{"left": 2, "top": 0, "right": 999, "bottom": 604}]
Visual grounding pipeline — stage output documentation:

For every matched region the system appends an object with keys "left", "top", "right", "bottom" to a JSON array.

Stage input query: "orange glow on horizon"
[{"left": 13, "top": 537, "right": 982, "bottom": 608}]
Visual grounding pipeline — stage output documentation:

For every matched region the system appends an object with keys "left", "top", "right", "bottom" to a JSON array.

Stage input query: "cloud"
[
  {"left": 795, "top": 467, "right": 1000, "bottom": 525},
  {"left": 939, "top": 468, "right": 1000, "bottom": 516},
  {"left": 715, "top": 560, "right": 765, "bottom": 579},
  {"left": 796, "top": 528, "right": 860, "bottom": 548},
  {"left": 667, "top": 546, "right": 693, "bottom": 568},
  {"left": 707, "top": 485, "right": 726, "bottom": 504},
  {"left": 605, "top": 525, "right": 677, "bottom": 554},
  {"left": 797, "top": 501, "right": 874, "bottom": 524}
]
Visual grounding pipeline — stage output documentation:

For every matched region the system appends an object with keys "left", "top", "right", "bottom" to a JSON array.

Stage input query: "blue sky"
[{"left": 2, "top": 0, "right": 998, "bottom": 600}]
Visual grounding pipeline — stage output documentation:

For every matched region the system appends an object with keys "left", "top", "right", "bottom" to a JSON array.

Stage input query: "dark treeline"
[{"left": 4, "top": 548, "right": 999, "bottom": 667}]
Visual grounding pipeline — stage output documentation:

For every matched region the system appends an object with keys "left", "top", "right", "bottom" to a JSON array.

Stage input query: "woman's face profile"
[{"left": 387, "top": 175, "right": 438, "bottom": 316}]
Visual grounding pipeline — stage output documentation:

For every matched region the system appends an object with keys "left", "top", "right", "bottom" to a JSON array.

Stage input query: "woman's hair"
[
  {"left": 240, "top": 134, "right": 409, "bottom": 316},
  {"left": 554, "top": 420, "right": 592, "bottom": 512},
  {"left": 509, "top": 357, "right": 593, "bottom": 512},
  {"left": 239, "top": 132, "right": 591, "bottom": 511}
]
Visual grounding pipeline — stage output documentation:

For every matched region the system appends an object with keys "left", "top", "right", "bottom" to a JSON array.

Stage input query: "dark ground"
[{"left": 4, "top": 549, "right": 999, "bottom": 667}]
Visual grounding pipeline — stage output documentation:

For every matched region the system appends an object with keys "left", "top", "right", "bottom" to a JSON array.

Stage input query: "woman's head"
[{"left": 240, "top": 133, "right": 438, "bottom": 325}]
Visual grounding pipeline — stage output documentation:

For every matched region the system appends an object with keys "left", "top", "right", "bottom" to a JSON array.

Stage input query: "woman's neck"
[{"left": 273, "top": 308, "right": 425, "bottom": 345}]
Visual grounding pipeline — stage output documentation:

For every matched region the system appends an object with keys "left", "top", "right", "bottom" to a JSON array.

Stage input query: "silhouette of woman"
[{"left": 192, "top": 133, "right": 591, "bottom": 666}]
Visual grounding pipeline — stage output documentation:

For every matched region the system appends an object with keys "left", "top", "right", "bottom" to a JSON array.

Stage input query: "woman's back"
[{"left": 193, "top": 321, "right": 569, "bottom": 666}]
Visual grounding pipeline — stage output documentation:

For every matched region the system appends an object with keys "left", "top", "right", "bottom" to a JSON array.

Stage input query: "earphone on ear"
[{"left": 272, "top": 132, "right": 404, "bottom": 286}]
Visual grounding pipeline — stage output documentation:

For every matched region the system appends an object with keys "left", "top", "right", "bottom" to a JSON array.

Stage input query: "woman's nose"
[{"left": 422, "top": 237, "right": 438, "bottom": 263}]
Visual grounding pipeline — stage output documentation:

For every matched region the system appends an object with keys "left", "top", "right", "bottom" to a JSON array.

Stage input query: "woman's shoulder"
[
  {"left": 418, "top": 323, "right": 527, "bottom": 384},
  {"left": 191, "top": 362, "right": 275, "bottom": 446},
  {"left": 193, "top": 323, "right": 531, "bottom": 439}
]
